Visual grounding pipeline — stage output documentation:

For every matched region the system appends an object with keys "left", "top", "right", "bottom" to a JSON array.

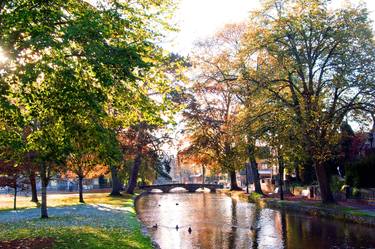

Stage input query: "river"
[{"left": 136, "top": 193, "right": 375, "bottom": 249}]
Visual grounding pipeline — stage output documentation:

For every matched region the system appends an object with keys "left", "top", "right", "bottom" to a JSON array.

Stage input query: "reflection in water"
[{"left": 136, "top": 193, "right": 375, "bottom": 249}]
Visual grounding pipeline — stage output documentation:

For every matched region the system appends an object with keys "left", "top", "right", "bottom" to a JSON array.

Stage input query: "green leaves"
[{"left": 0, "top": 0, "right": 180, "bottom": 178}]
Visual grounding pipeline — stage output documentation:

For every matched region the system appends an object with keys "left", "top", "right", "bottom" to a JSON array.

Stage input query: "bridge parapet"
[{"left": 139, "top": 183, "right": 223, "bottom": 193}]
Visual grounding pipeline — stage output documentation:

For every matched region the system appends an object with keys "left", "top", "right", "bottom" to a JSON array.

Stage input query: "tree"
[
  {"left": 126, "top": 124, "right": 148, "bottom": 195},
  {"left": 0, "top": 161, "right": 27, "bottom": 210},
  {"left": 0, "top": 97, "right": 31, "bottom": 208},
  {"left": 1, "top": 0, "right": 178, "bottom": 217},
  {"left": 23, "top": 151, "right": 39, "bottom": 203},
  {"left": 66, "top": 125, "right": 102, "bottom": 203},
  {"left": 120, "top": 123, "right": 171, "bottom": 194},
  {"left": 179, "top": 135, "right": 218, "bottom": 185},
  {"left": 184, "top": 24, "right": 248, "bottom": 190},
  {"left": 239, "top": 0, "right": 375, "bottom": 203},
  {"left": 235, "top": 94, "right": 268, "bottom": 195}
]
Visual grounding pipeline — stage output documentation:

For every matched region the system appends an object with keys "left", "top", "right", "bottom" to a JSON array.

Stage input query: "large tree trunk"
[
  {"left": 247, "top": 140, "right": 263, "bottom": 195},
  {"left": 278, "top": 155, "right": 284, "bottom": 201},
  {"left": 29, "top": 172, "right": 38, "bottom": 203},
  {"left": 127, "top": 153, "right": 142, "bottom": 195},
  {"left": 110, "top": 166, "right": 122, "bottom": 196},
  {"left": 250, "top": 161, "right": 263, "bottom": 195},
  {"left": 78, "top": 175, "right": 84, "bottom": 203},
  {"left": 315, "top": 162, "right": 334, "bottom": 204},
  {"left": 301, "top": 157, "right": 315, "bottom": 185},
  {"left": 229, "top": 170, "right": 241, "bottom": 191}
]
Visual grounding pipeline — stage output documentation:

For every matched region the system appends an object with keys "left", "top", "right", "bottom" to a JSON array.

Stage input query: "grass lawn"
[{"left": 0, "top": 193, "right": 153, "bottom": 249}]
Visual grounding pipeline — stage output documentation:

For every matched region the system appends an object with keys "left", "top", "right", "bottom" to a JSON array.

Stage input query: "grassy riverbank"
[
  {"left": 220, "top": 190, "right": 375, "bottom": 227},
  {"left": 0, "top": 193, "right": 153, "bottom": 249}
]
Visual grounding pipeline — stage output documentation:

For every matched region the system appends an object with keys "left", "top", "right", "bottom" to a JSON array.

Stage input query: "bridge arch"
[
  {"left": 149, "top": 189, "right": 163, "bottom": 193},
  {"left": 168, "top": 186, "right": 189, "bottom": 193},
  {"left": 139, "top": 183, "right": 223, "bottom": 193}
]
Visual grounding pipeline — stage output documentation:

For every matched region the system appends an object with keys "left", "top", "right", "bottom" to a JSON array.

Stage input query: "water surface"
[{"left": 136, "top": 193, "right": 375, "bottom": 249}]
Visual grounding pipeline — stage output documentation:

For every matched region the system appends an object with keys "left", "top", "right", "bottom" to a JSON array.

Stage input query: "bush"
[
  {"left": 248, "top": 192, "right": 263, "bottom": 203},
  {"left": 330, "top": 175, "right": 345, "bottom": 193},
  {"left": 352, "top": 187, "right": 360, "bottom": 197},
  {"left": 345, "top": 153, "right": 375, "bottom": 188}
]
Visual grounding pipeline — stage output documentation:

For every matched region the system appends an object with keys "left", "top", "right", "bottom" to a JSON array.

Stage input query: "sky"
[
  {"left": 162, "top": 0, "right": 375, "bottom": 139},
  {"left": 166, "top": 0, "right": 375, "bottom": 55}
]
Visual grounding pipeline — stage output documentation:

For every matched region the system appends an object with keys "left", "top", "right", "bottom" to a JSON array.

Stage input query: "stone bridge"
[{"left": 139, "top": 183, "right": 224, "bottom": 193}]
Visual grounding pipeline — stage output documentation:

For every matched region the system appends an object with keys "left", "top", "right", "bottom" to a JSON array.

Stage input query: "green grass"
[
  {"left": 0, "top": 226, "right": 151, "bottom": 249},
  {"left": 0, "top": 192, "right": 136, "bottom": 211},
  {"left": 0, "top": 193, "right": 153, "bottom": 249}
]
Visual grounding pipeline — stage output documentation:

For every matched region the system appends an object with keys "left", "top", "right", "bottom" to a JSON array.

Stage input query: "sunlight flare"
[{"left": 0, "top": 47, "right": 8, "bottom": 64}]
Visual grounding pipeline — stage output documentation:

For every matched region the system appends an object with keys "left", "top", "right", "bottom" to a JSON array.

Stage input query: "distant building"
[{"left": 189, "top": 173, "right": 203, "bottom": 183}]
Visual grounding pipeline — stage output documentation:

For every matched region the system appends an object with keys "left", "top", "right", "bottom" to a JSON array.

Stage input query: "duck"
[{"left": 152, "top": 224, "right": 158, "bottom": 229}]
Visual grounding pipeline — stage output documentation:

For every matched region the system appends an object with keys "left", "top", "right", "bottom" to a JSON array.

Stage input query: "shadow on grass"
[{"left": 0, "top": 196, "right": 153, "bottom": 249}]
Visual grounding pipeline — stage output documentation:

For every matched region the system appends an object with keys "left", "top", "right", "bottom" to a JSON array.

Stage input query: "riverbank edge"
[
  {"left": 134, "top": 192, "right": 162, "bottom": 249},
  {"left": 219, "top": 190, "right": 375, "bottom": 227}
]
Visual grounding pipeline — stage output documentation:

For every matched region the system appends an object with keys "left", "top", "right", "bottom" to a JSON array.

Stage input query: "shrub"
[
  {"left": 248, "top": 192, "right": 263, "bottom": 203},
  {"left": 352, "top": 187, "right": 360, "bottom": 197},
  {"left": 345, "top": 153, "right": 375, "bottom": 188},
  {"left": 330, "top": 175, "right": 345, "bottom": 193}
]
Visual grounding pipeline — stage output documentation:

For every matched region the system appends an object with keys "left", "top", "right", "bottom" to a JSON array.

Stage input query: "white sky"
[
  {"left": 161, "top": 0, "right": 375, "bottom": 139},
  {"left": 166, "top": 0, "right": 375, "bottom": 55}
]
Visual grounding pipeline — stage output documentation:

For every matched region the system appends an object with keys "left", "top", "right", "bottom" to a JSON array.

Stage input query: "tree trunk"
[
  {"left": 110, "top": 166, "right": 122, "bottom": 196},
  {"left": 41, "top": 179, "right": 48, "bottom": 218},
  {"left": 245, "top": 164, "right": 249, "bottom": 194},
  {"left": 29, "top": 173, "right": 38, "bottom": 203},
  {"left": 127, "top": 152, "right": 142, "bottom": 195},
  {"left": 301, "top": 157, "right": 314, "bottom": 185},
  {"left": 13, "top": 180, "right": 17, "bottom": 210},
  {"left": 202, "top": 165, "right": 206, "bottom": 191},
  {"left": 315, "top": 162, "right": 334, "bottom": 203},
  {"left": 39, "top": 162, "right": 49, "bottom": 219},
  {"left": 247, "top": 141, "right": 263, "bottom": 195},
  {"left": 39, "top": 164, "right": 49, "bottom": 219},
  {"left": 78, "top": 175, "right": 84, "bottom": 203},
  {"left": 229, "top": 170, "right": 241, "bottom": 191},
  {"left": 250, "top": 161, "right": 263, "bottom": 195},
  {"left": 278, "top": 155, "right": 284, "bottom": 201},
  {"left": 202, "top": 165, "right": 205, "bottom": 185}
]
